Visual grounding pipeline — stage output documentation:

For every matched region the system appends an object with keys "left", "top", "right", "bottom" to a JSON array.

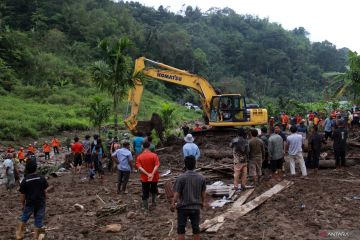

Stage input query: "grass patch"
[{"left": 0, "top": 87, "right": 202, "bottom": 140}]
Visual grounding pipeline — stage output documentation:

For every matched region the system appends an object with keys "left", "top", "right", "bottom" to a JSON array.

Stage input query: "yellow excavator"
[{"left": 124, "top": 57, "right": 268, "bottom": 133}]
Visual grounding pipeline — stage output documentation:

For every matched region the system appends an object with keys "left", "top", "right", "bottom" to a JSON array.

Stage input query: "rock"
[
  {"left": 73, "top": 203, "right": 84, "bottom": 211},
  {"left": 126, "top": 211, "right": 136, "bottom": 219},
  {"left": 105, "top": 224, "right": 122, "bottom": 233}
]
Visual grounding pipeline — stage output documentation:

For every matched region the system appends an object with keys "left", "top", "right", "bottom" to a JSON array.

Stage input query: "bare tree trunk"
[{"left": 113, "top": 96, "right": 118, "bottom": 135}]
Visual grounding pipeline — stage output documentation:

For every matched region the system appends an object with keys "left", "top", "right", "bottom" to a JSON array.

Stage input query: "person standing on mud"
[
  {"left": 333, "top": 120, "right": 348, "bottom": 169},
  {"left": 136, "top": 141, "right": 160, "bottom": 210},
  {"left": 248, "top": 129, "right": 265, "bottom": 185},
  {"left": 133, "top": 132, "right": 145, "bottom": 156},
  {"left": 82, "top": 135, "right": 91, "bottom": 168},
  {"left": 230, "top": 128, "right": 249, "bottom": 192},
  {"left": 268, "top": 126, "right": 285, "bottom": 179},
  {"left": 171, "top": 155, "right": 206, "bottom": 240},
  {"left": 183, "top": 134, "right": 200, "bottom": 161},
  {"left": 42, "top": 141, "right": 51, "bottom": 161},
  {"left": 286, "top": 126, "right": 307, "bottom": 176},
  {"left": 27, "top": 144, "right": 36, "bottom": 155},
  {"left": 310, "top": 126, "right": 325, "bottom": 174},
  {"left": 4, "top": 154, "right": 16, "bottom": 190},
  {"left": 112, "top": 141, "right": 133, "bottom": 194},
  {"left": 16, "top": 159, "right": 49, "bottom": 240},
  {"left": 17, "top": 147, "right": 25, "bottom": 164},
  {"left": 259, "top": 126, "right": 269, "bottom": 170},
  {"left": 51, "top": 137, "right": 60, "bottom": 154},
  {"left": 92, "top": 138, "right": 105, "bottom": 178},
  {"left": 71, "top": 137, "right": 84, "bottom": 174},
  {"left": 323, "top": 115, "right": 333, "bottom": 141}
]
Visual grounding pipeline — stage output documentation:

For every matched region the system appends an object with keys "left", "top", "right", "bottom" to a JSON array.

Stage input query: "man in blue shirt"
[
  {"left": 323, "top": 115, "right": 333, "bottom": 140},
  {"left": 133, "top": 132, "right": 145, "bottom": 156},
  {"left": 112, "top": 142, "right": 133, "bottom": 194},
  {"left": 182, "top": 134, "right": 200, "bottom": 160}
]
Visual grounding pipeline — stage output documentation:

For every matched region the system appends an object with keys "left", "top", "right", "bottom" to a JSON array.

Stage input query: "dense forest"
[{"left": 0, "top": 0, "right": 350, "bottom": 104}]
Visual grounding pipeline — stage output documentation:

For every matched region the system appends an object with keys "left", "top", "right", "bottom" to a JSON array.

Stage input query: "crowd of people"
[{"left": 2, "top": 107, "right": 355, "bottom": 239}]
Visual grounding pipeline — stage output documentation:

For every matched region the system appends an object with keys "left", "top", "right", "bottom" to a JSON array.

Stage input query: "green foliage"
[
  {"left": 160, "top": 103, "right": 176, "bottom": 130},
  {"left": 87, "top": 97, "right": 111, "bottom": 135},
  {"left": 91, "top": 37, "right": 134, "bottom": 130},
  {"left": 0, "top": 0, "right": 355, "bottom": 139},
  {"left": 0, "top": 95, "right": 89, "bottom": 140}
]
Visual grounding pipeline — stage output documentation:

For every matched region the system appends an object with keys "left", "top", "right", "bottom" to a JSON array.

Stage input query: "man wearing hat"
[
  {"left": 183, "top": 134, "right": 200, "bottom": 161},
  {"left": 333, "top": 120, "right": 348, "bottom": 169},
  {"left": 16, "top": 159, "right": 49, "bottom": 240}
]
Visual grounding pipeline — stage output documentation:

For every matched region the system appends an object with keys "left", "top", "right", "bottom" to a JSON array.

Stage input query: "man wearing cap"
[
  {"left": 16, "top": 159, "right": 49, "bottom": 240},
  {"left": 333, "top": 120, "right": 348, "bottom": 169},
  {"left": 183, "top": 134, "right": 200, "bottom": 161}
]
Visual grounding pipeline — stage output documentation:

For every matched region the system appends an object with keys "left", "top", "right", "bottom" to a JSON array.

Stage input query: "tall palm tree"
[
  {"left": 325, "top": 51, "right": 360, "bottom": 103},
  {"left": 91, "top": 37, "right": 134, "bottom": 133}
]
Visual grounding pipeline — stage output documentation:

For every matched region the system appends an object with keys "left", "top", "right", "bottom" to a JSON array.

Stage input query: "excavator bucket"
[{"left": 133, "top": 113, "right": 164, "bottom": 142}]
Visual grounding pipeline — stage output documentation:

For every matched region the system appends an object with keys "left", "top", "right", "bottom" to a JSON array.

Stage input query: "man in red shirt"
[
  {"left": 136, "top": 141, "right": 160, "bottom": 210},
  {"left": 71, "top": 137, "right": 84, "bottom": 173}
]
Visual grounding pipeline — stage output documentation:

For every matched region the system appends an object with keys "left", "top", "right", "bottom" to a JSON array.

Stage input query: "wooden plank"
[
  {"left": 206, "top": 222, "right": 224, "bottom": 233},
  {"left": 200, "top": 189, "right": 254, "bottom": 231},
  {"left": 226, "top": 180, "right": 293, "bottom": 221}
]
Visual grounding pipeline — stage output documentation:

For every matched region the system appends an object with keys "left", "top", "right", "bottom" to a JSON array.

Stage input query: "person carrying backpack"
[{"left": 230, "top": 128, "right": 249, "bottom": 192}]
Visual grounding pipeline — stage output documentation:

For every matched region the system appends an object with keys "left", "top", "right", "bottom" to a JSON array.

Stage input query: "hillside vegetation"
[{"left": 0, "top": 0, "right": 353, "bottom": 139}]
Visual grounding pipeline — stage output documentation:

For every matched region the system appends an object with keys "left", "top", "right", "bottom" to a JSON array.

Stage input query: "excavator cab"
[{"left": 210, "top": 95, "right": 247, "bottom": 123}]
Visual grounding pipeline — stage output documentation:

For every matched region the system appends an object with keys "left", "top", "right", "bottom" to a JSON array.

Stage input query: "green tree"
[
  {"left": 87, "top": 97, "right": 110, "bottom": 136},
  {"left": 160, "top": 103, "right": 176, "bottom": 130},
  {"left": 91, "top": 37, "right": 134, "bottom": 133},
  {"left": 327, "top": 51, "right": 360, "bottom": 103}
]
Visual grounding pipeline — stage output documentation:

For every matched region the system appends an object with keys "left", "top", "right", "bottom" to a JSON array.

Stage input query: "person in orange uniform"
[
  {"left": 281, "top": 112, "right": 289, "bottom": 131},
  {"left": 27, "top": 144, "right": 36, "bottom": 155},
  {"left": 71, "top": 137, "right": 84, "bottom": 174},
  {"left": 17, "top": 147, "right": 26, "bottom": 163},
  {"left": 193, "top": 123, "right": 202, "bottom": 131},
  {"left": 136, "top": 141, "right": 160, "bottom": 210},
  {"left": 51, "top": 137, "right": 60, "bottom": 154},
  {"left": 42, "top": 141, "right": 51, "bottom": 161}
]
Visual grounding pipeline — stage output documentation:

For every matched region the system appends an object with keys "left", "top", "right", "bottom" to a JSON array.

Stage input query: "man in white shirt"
[
  {"left": 286, "top": 126, "right": 307, "bottom": 176},
  {"left": 4, "top": 155, "right": 15, "bottom": 190}
]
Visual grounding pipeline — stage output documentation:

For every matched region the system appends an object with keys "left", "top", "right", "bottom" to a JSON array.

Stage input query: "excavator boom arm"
[{"left": 124, "top": 57, "right": 217, "bottom": 131}]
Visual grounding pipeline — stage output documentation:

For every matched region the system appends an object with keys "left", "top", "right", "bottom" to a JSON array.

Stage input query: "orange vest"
[
  {"left": 43, "top": 144, "right": 51, "bottom": 153},
  {"left": 51, "top": 139, "right": 60, "bottom": 147},
  {"left": 28, "top": 146, "right": 36, "bottom": 153},
  {"left": 18, "top": 151, "right": 25, "bottom": 160}
]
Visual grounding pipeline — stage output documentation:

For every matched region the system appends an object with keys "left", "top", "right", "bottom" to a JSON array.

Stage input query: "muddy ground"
[{"left": 1, "top": 134, "right": 360, "bottom": 240}]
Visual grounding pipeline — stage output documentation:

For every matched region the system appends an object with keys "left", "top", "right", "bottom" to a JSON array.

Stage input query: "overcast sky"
[{"left": 133, "top": 0, "right": 359, "bottom": 52}]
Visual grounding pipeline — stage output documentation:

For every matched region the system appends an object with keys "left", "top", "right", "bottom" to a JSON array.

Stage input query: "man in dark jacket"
[
  {"left": 310, "top": 126, "right": 325, "bottom": 174},
  {"left": 333, "top": 120, "right": 348, "bottom": 169}
]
